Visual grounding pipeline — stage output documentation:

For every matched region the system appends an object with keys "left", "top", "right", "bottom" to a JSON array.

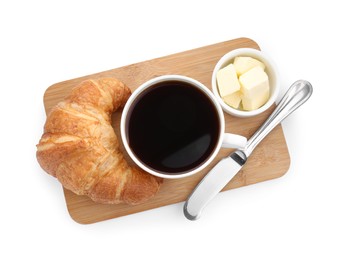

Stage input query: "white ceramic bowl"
[{"left": 212, "top": 48, "right": 280, "bottom": 117}]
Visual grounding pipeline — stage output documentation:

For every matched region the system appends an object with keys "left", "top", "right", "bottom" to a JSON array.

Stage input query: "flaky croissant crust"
[{"left": 37, "top": 78, "right": 162, "bottom": 205}]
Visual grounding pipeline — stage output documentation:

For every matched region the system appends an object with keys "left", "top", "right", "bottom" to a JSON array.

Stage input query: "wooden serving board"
[{"left": 43, "top": 38, "right": 290, "bottom": 224}]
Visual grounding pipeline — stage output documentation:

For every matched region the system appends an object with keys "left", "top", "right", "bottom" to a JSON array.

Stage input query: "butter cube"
[
  {"left": 223, "top": 92, "right": 241, "bottom": 109},
  {"left": 234, "top": 56, "right": 266, "bottom": 76},
  {"left": 239, "top": 66, "right": 269, "bottom": 111},
  {"left": 241, "top": 91, "right": 269, "bottom": 111},
  {"left": 216, "top": 64, "right": 240, "bottom": 97}
]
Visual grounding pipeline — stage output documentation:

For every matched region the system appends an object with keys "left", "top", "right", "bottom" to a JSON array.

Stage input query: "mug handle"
[{"left": 221, "top": 133, "right": 247, "bottom": 149}]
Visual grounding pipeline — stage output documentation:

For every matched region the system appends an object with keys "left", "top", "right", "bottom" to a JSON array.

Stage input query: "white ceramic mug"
[{"left": 120, "top": 75, "right": 247, "bottom": 179}]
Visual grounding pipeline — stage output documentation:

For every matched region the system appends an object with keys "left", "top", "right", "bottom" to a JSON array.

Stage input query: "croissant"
[{"left": 37, "top": 78, "right": 162, "bottom": 205}]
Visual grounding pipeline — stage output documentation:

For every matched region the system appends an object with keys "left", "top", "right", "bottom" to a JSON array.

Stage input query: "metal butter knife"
[{"left": 184, "top": 80, "right": 313, "bottom": 220}]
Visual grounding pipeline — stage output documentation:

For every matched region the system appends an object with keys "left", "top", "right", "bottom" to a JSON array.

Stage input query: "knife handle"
[
  {"left": 244, "top": 80, "right": 313, "bottom": 157},
  {"left": 183, "top": 156, "right": 243, "bottom": 220}
]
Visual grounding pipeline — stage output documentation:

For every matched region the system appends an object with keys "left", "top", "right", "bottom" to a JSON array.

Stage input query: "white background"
[{"left": 1, "top": 0, "right": 347, "bottom": 259}]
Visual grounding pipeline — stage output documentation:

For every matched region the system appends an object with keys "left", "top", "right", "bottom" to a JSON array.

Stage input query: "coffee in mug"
[{"left": 127, "top": 80, "right": 220, "bottom": 174}]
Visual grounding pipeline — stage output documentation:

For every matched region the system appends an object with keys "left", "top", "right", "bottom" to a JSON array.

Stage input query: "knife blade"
[
  {"left": 184, "top": 151, "right": 247, "bottom": 220},
  {"left": 184, "top": 80, "right": 313, "bottom": 220}
]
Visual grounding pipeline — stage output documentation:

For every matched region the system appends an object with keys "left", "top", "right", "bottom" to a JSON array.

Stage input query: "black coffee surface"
[{"left": 127, "top": 81, "right": 220, "bottom": 174}]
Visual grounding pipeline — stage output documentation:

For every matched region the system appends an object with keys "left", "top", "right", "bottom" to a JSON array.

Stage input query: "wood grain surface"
[{"left": 43, "top": 37, "right": 290, "bottom": 224}]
